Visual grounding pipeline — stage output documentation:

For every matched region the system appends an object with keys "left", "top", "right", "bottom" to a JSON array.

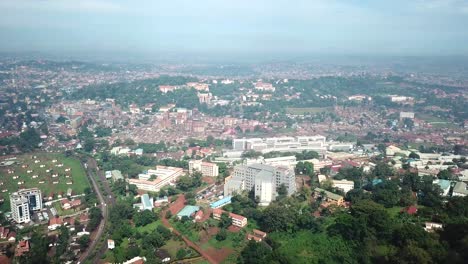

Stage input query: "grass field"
[
  {"left": 286, "top": 107, "right": 334, "bottom": 115},
  {"left": 0, "top": 153, "right": 90, "bottom": 212}
]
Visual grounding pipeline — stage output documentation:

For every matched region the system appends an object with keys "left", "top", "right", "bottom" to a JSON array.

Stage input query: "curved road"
[{"left": 78, "top": 157, "right": 115, "bottom": 263}]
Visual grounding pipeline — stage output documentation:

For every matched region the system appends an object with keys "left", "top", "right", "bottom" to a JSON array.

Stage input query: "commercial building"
[
  {"left": 129, "top": 166, "right": 183, "bottom": 192},
  {"left": 10, "top": 188, "right": 42, "bottom": 223},
  {"left": 189, "top": 160, "right": 219, "bottom": 177},
  {"left": 224, "top": 163, "right": 296, "bottom": 206}
]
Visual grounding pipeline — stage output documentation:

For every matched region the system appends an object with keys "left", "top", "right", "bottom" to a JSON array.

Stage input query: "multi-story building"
[
  {"left": 188, "top": 160, "right": 219, "bottom": 177},
  {"left": 232, "top": 136, "right": 327, "bottom": 156},
  {"left": 10, "top": 188, "right": 42, "bottom": 223},
  {"left": 224, "top": 164, "right": 296, "bottom": 206},
  {"left": 129, "top": 166, "right": 183, "bottom": 192},
  {"left": 212, "top": 208, "right": 248, "bottom": 228}
]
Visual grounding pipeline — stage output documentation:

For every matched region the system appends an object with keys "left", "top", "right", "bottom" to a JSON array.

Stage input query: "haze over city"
[
  {"left": 1, "top": 0, "right": 468, "bottom": 59},
  {"left": 0, "top": 1, "right": 467, "bottom": 264}
]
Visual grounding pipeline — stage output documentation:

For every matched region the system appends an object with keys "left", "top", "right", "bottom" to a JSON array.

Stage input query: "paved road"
[{"left": 78, "top": 157, "right": 113, "bottom": 263}]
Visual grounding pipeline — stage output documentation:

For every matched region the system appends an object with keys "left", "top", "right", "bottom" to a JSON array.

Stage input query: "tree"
[
  {"left": 295, "top": 161, "right": 314, "bottom": 176},
  {"left": 87, "top": 207, "right": 102, "bottom": 231},
  {"left": 134, "top": 210, "right": 157, "bottom": 227},
  {"left": 437, "top": 169, "right": 453, "bottom": 180},
  {"left": 219, "top": 212, "right": 233, "bottom": 228},
  {"left": 409, "top": 152, "right": 420, "bottom": 159},
  {"left": 277, "top": 183, "right": 288, "bottom": 199},
  {"left": 216, "top": 229, "right": 228, "bottom": 241},
  {"left": 260, "top": 204, "right": 296, "bottom": 232},
  {"left": 78, "top": 235, "right": 90, "bottom": 251},
  {"left": 238, "top": 240, "right": 272, "bottom": 264},
  {"left": 176, "top": 248, "right": 187, "bottom": 260}
]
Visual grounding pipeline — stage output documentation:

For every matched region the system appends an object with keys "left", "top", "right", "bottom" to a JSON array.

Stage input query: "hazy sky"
[{"left": 1, "top": 0, "right": 468, "bottom": 57}]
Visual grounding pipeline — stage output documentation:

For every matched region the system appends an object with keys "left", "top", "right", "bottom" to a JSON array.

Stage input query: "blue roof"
[
  {"left": 177, "top": 205, "right": 200, "bottom": 218},
  {"left": 372, "top": 179, "right": 383, "bottom": 186},
  {"left": 434, "top": 179, "right": 451, "bottom": 190},
  {"left": 141, "top": 194, "right": 152, "bottom": 209},
  {"left": 210, "top": 196, "right": 232, "bottom": 208}
]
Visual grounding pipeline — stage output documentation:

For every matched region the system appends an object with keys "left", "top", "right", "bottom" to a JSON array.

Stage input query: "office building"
[{"left": 10, "top": 188, "right": 42, "bottom": 223}]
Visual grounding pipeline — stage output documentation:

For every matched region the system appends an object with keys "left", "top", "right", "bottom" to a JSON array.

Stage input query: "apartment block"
[
  {"left": 224, "top": 163, "right": 296, "bottom": 206},
  {"left": 188, "top": 160, "right": 219, "bottom": 177}
]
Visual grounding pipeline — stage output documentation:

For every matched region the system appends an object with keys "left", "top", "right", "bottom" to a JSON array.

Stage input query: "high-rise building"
[
  {"left": 10, "top": 188, "right": 42, "bottom": 223},
  {"left": 224, "top": 164, "right": 296, "bottom": 206}
]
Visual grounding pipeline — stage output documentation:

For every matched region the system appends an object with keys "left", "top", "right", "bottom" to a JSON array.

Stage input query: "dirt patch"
[
  {"left": 205, "top": 247, "right": 234, "bottom": 264},
  {"left": 199, "top": 226, "right": 219, "bottom": 244},
  {"left": 202, "top": 176, "right": 215, "bottom": 185},
  {"left": 227, "top": 225, "right": 242, "bottom": 233}
]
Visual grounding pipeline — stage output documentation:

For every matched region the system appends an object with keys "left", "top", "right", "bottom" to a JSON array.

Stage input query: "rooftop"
[{"left": 177, "top": 205, "right": 200, "bottom": 218}]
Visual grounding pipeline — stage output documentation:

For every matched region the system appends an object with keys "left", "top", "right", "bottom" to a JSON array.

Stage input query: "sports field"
[{"left": 0, "top": 153, "right": 90, "bottom": 212}]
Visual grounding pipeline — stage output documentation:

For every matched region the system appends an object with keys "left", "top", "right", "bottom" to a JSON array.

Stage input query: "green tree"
[
  {"left": 78, "top": 235, "right": 90, "bottom": 250},
  {"left": 134, "top": 210, "right": 157, "bottom": 227},
  {"left": 216, "top": 228, "right": 228, "bottom": 241}
]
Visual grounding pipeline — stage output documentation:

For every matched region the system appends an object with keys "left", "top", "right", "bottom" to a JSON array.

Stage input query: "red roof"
[
  {"left": 404, "top": 206, "right": 418, "bottom": 215},
  {"left": 49, "top": 217, "right": 63, "bottom": 226}
]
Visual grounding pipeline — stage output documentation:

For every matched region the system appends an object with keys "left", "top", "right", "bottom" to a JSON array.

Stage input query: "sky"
[{"left": 0, "top": 0, "right": 468, "bottom": 59}]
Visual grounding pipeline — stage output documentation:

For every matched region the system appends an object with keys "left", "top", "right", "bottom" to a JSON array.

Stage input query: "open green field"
[
  {"left": 0, "top": 153, "right": 90, "bottom": 212},
  {"left": 286, "top": 107, "right": 334, "bottom": 115},
  {"left": 417, "top": 113, "right": 458, "bottom": 129}
]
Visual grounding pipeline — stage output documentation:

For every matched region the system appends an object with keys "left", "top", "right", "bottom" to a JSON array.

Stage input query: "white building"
[
  {"left": 233, "top": 136, "right": 327, "bottom": 156},
  {"left": 400, "top": 112, "right": 415, "bottom": 120},
  {"left": 129, "top": 166, "right": 183, "bottom": 192},
  {"left": 453, "top": 182, "right": 468, "bottom": 197},
  {"left": 224, "top": 164, "right": 296, "bottom": 206},
  {"left": 189, "top": 160, "right": 219, "bottom": 177},
  {"left": 10, "top": 188, "right": 42, "bottom": 223},
  {"left": 332, "top": 180, "right": 355, "bottom": 194}
]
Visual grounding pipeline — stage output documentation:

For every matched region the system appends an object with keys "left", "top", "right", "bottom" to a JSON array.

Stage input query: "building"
[
  {"left": 10, "top": 188, "right": 42, "bottom": 223},
  {"left": 247, "top": 229, "right": 267, "bottom": 242},
  {"left": 400, "top": 112, "right": 415, "bottom": 120},
  {"left": 189, "top": 160, "right": 219, "bottom": 177},
  {"left": 48, "top": 217, "right": 64, "bottom": 231},
  {"left": 314, "top": 188, "right": 344, "bottom": 206},
  {"left": 233, "top": 136, "right": 327, "bottom": 156},
  {"left": 224, "top": 164, "right": 296, "bottom": 206},
  {"left": 433, "top": 179, "right": 451, "bottom": 196},
  {"left": 123, "top": 256, "right": 146, "bottom": 264},
  {"left": 332, "top": 180, "right": 355, "bottom": 194},
  {"left": 134, "top": 194, "right": 154, "bottom": 211},
  {"left": 108, "top": 239, "right": 115, "bottom": 250},
  {"left": 453, "top": 182, "right": 468, "bottom": 197},
  {"left": 212, "top": 208, "right": 248, "bottom": 228},
  {"left": 176, "top": 205, "right": 200, "bottom": 220},
  {"left": 210, "top": 196, "right": 232, "bottom": 209},
  {"left": 15, "top": 240, "right": 30, "bottom": 257},
  {"left": 129, "top": 166, "right": 183, "bottom": 192}
]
